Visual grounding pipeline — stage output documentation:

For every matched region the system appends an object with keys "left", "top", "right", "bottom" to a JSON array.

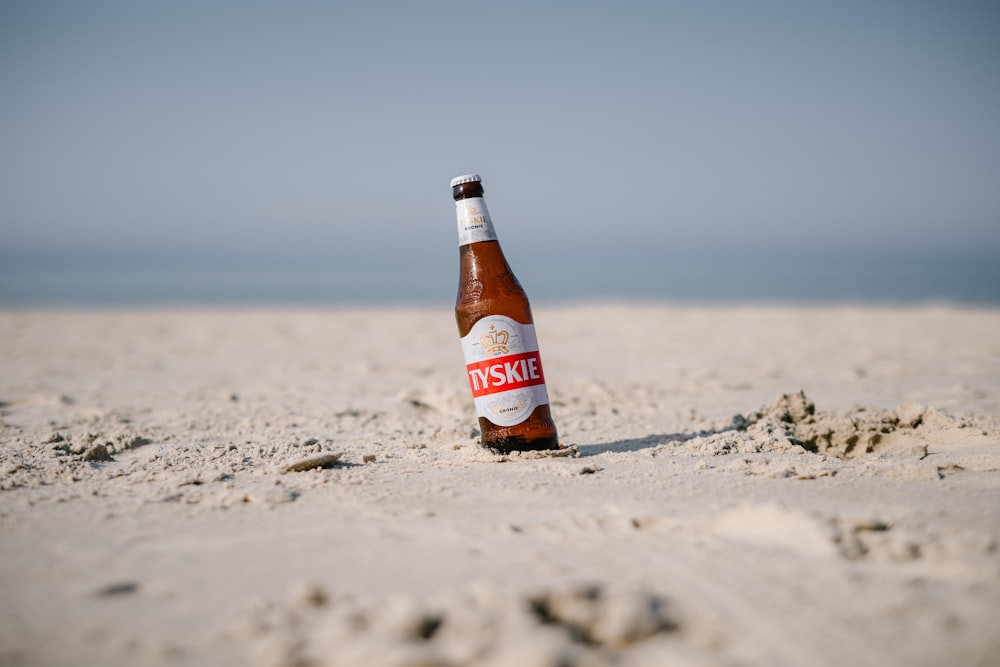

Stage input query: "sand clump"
[
  {"left": 678, "top": 390, "right": 978, "bottom": 465},
  {"left": 222, "top": 580, "right": 686, "bottom": 667},
  {"left": 742, "top": 390, "right": 949, "bottom": 459}
]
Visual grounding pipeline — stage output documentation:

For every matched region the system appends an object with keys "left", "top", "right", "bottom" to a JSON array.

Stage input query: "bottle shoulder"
[
  {"left": 456, "top": 242, "right": 533, "bottom": 334},
  {"left": 455, "top": 289, "right": 534, "bottom": 335}
]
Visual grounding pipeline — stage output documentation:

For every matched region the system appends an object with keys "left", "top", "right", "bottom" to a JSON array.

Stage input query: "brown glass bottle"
[{"left": 452, "top": 174, "right": 560, "bottom": 454}]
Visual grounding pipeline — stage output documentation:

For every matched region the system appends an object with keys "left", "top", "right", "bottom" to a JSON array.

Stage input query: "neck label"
[{"left": 455, "top": 197, "right": 498, "bottom": 245}]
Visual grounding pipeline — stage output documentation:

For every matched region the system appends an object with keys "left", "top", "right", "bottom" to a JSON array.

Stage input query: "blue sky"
[{"left": 1, "top": 1, "right": 998, "bottom": 302}]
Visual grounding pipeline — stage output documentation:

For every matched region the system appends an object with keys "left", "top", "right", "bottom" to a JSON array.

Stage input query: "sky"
[{"left": 1, "top": 1, "right": 998, "bottom": 303}]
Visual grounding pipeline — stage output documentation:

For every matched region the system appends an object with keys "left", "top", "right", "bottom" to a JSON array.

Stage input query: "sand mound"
[
  {"left": 679, "top": 391, "right": 980, "bottom": 463},
  {"left": 745, "top": 391, "right": 955, "bottom": 459}
]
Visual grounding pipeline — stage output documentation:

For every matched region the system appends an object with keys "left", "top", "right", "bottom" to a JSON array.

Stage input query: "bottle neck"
[
  {"left": 452, "top": 180, "right": 484, "bottom": 200},
  {"left": 453, "top": 179, "right": 530, "bottom": 328}
]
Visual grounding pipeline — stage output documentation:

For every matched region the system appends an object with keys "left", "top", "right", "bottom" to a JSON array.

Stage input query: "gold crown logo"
[{"left": 480, "top": 325, "right": 509, "bottom": 355}]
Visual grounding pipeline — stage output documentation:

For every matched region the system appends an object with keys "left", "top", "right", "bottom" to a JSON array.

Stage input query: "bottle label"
[
  {"left": 460, "top": 315, "right": 550, "bottom": 427},
  {"left": 455, "top": 197, "right": 498, "bottom": 245}
]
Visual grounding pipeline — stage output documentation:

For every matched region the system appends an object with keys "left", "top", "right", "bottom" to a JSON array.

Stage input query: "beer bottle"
[{"left": 451, "top": 174, "right": 560, "bottom": 453}]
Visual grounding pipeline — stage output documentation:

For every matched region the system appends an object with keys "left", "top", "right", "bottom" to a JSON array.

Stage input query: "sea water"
[{"left": 1, "top": 246, "right": 997, "bottom": 307}]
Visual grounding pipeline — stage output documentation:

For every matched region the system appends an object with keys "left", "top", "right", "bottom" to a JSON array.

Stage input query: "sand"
[{"left": 1, "top": 304, "right": 998, "bottom": 667}]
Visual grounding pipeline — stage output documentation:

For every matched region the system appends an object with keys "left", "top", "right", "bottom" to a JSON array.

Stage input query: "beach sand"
[{"left": 1, "top": 304, "right": 998, "bottom": 667}]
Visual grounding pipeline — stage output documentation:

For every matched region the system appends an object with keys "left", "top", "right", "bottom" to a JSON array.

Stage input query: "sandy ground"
[{"left": 1, "top": 304, "right": 999, "bottom": 667}]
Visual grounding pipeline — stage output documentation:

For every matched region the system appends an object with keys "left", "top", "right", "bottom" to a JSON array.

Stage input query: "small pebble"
[
  {"left": 97, "top": 581, "right": 139, "bottom": 597},
  {"left": 283, "top": 453, "right": 342, "bottom": 473}
]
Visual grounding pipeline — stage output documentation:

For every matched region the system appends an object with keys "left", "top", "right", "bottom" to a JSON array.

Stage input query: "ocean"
[{"left": 1, "top": 246, "right": 997, "bottom": 308}]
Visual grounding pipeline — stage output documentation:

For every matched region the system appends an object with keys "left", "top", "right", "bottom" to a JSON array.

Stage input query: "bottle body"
[{"left": 452, "top": 175, "right": 559, "bottom": 453}]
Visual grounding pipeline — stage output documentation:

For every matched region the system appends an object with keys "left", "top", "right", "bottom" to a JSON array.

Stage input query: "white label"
[
  {"left": 460, "top": 315, "right": 550, "bottom": 427},
  {"left": 455, "top": 197, "right": 498, "bottom": 245}
]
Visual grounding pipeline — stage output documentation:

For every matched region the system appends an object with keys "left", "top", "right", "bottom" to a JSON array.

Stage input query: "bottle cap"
[{"left": 450, "top": 174, "right": 482, "bottom": 188}]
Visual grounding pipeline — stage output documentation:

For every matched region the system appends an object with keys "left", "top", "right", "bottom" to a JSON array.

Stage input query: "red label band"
[{"left": 466, "top": 350, "right": 546, "bottom": 398}]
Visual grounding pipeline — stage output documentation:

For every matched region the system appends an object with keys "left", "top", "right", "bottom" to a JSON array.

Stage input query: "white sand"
[{"left": 1, "top": 304, "right": 998, "bottom": 667}]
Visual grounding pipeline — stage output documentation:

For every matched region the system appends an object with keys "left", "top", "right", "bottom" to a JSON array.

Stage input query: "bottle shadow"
[{"left": 575, "top": 424, "right": 741, "bottom": 457}]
